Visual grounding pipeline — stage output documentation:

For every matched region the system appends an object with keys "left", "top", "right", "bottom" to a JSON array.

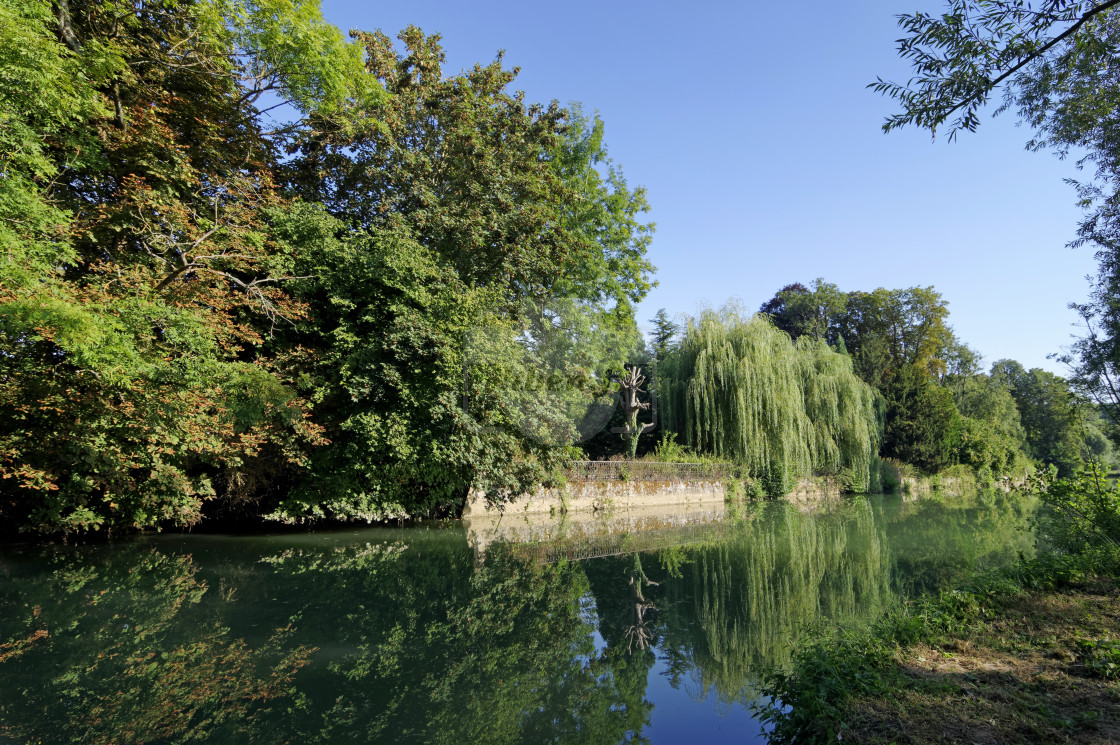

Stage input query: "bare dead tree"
[
  {"left": 624, "top": 553, "right": 659, "bottom": 653},
  {"left": 612, "top": 365, "right": 656, "bottom": 457}
]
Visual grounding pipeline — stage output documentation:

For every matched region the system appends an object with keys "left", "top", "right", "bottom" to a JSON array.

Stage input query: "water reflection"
[
  {"left": 0, "top": 548, "right": 312, "bottom": 744},
  {"left": 0, "top": 493, "right": 1034, "bottom": 744}
]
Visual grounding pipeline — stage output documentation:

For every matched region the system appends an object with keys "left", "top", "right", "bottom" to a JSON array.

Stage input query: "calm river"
[{"left": 0, "top": 492, "right": 1035, "bottom": 744}]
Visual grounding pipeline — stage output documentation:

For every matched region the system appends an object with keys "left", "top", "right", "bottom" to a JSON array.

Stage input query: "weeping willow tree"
[
  {"left": 795, "top": 335, "right": 881, "bottom": 490},
  {"left": 660, "top": 306, "right": 879, "bottom": 493}
]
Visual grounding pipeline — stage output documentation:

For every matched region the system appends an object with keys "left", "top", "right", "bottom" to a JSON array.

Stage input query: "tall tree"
[
  {"left": 758, "top": 282, "right": 812, "bottom": 339},
  {"left": 880, "top": 363, "right": 961, "bottom": 473},
  {"left": 0, "top": 0, "right": 374, "bottom": 534},
  {"left": 649, "top": 309, "right": 679, "bottom": 362},
  {"left": 991, "top": 359, "right": 1113, "bottom": 475},
  {"left": 646, "top": 307, "right": 678, "bottom": 417},
  {"left": 287, "top": 27, "right": 572, "bottom": 300},
  {"left": 660, "top": 306, "right": 879, "bottom": 494},
  {"left": 758, "top": 278, "right": 847, "bottom": 344},
  {"left": 838, "top": 286, "right": 955, "bottom": 382},
  {"left": 548, "top": 104, "right": 656, "bottom": 310},
  {"left": 0, "top": 5, "right": 658, "bottom": 533}
]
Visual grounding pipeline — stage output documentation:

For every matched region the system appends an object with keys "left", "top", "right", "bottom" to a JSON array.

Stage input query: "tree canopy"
[
  {"left": 659, "top": 306, "right": 880, "bottom": 494},
  {"left": 0, "top": 0, "right": 658, "bottom": 534}
]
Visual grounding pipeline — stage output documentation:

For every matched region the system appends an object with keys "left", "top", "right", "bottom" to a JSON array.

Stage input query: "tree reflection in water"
[
  {"left": 626, "top": 553, "right": 659, "bottom": 653},
  {"left": 0, "top": 547, "right": 313, "bottom": 744},
  {"left": 0, "top": 492, "right": 1035, "bottom": 744}
]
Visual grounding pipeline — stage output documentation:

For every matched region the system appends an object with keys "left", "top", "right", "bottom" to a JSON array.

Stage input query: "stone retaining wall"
[
  {"left": 462, "top": 468, "right": 989, "bottom": 520},
  {"left": 462, "top": 479, "right": 727, "bottom": 517}
]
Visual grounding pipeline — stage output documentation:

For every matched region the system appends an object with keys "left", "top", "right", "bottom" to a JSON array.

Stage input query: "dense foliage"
[
  {"left": 755, "top": 275, "right": 1116, "bottom": 480},
  {"left": 0, "top": 0, "right": 657, "bottom": 534},
  {"left": 659, "top": 307, "right": 880, "bottom": 494},
  {"left": 1, "top": 0, "right": 362, "bottom": 533}
]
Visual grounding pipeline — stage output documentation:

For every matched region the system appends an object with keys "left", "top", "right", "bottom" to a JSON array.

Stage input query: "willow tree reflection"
[
  {"left": 625, "top": 493, "right": 1035, "bottom": 705},
  {"left": 626, "top": 499, "right": 895, "bottom": 705}
]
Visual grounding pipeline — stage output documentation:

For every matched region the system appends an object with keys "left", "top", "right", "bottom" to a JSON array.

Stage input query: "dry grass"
[{"left": 842, "top": 579, "right": 1120, "bottom": 744}]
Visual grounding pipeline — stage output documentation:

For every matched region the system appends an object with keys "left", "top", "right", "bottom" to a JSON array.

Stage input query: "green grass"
[{"left": 754, "top": 552, "right": 1120, "bottom": 744}]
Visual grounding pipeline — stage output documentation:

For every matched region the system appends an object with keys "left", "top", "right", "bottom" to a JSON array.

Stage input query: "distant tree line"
[
  {"left": 865, "top": 0, "right": 1120, "bottom": 477},
  {"left": 753, "top": 279, "right": 1112, "bottom": 479}
]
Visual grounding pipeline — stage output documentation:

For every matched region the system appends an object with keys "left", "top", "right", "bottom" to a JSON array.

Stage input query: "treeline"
[
  {"left": 5, "top": 0, "right": 1107, "bottom": 538},
  {"left": 752, "top": 279, "right": 1112, "bottom": 480},
  {"left": 0, "top": 0, "right": 655, "bottom": 534},
  {"left": 645, "top": 278, "right": 1112, "bottom": 493}
]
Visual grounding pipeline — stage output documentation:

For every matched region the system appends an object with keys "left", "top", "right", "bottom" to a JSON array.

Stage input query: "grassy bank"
[{"left": 755, "top": 551, "right": 1120, "bottom": 743}]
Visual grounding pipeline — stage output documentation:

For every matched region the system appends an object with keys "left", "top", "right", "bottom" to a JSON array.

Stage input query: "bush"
[
  {"left": 641, "top": 432, "right": 737, "bottom": 467},
  {"left": 1024, "top": 461, "right": 1120, "bottom": 555},
  {"left": 878, "top": 458, "right": 903, "bottom": 494}
]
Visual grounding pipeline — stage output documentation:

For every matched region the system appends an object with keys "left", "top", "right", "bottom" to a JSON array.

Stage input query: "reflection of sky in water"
[
  {"left": 580, "top": 585, "right": 766, "bottom": 742},
  {"left": 645, "top": 648, "right": 768, "bottom": 744}
]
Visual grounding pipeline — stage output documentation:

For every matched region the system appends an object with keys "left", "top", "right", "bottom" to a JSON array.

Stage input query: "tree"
[
  {"left": 838, "top": 286, "right": 955, "bottom": 382},
  {"left": 648, "top": 308, "right": 679, "bottom": 362},
  {"left": 759, "top": 282, "right": 812, "bottom": 338},
  {"left": 644, "top": 307, "right": 679, "bottom": 431},
  {"left": 951, "top": 373, "right": 1032, "bottom": 479},
  {"left": 871, "top": 0, "right": 1120, "bottom": 139},
  {"left": 760, "top": 278, "right": 848, "bottom": 344},
  {"left": 266, "top": 205, "right": 587, "bottom": 521},
  {"left": 613, "top": 366, "right": 656, "bottom": 458},
  {"left": 548, "top": 104, "right": 656, "bottom": 310},
  {"left": 0, "top": 0, "right": 369, "bottom": 534},
  {"left": 880, "top": 363, "right": 961, "bottom": 473},
  {"left": 0, "top": 3, "right": 659, "bottom": 532},
  {"left": 991, "top": 360, "right": 1110, "bottom": 475},
  {"left": 659, "top": 306, "right": 879, "bottom": 493},
  {"left": 0, "top": 2, "right": 662, "bottom": 532},
  {"left": 281, "top": 39, "right": 657, "bottom": 484},
  {"left": 286, "top": 29, "right": 659, "bottom": 308}
]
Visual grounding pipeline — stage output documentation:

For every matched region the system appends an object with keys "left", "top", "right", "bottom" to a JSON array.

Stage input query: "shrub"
[
  {"left": 1025, "top": 461, "right": 1120, "bottom": 555},
  {"left": 878, "top": 458, "right": 903, "bottom": 494}
]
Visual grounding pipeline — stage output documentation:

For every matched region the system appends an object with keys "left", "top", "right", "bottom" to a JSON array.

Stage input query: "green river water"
[{"left": 0, "top": 492, "right": 1035, "bottom": 744}]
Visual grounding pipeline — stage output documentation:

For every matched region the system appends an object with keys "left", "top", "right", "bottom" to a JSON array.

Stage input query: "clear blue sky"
[{"left": 323, "top": 0, "right": 1097, "bottom": 375}]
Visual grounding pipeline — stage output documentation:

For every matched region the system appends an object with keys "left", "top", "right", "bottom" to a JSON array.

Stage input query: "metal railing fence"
[{"left": 564, "top": 460, "right": 738, "bottom": 482}]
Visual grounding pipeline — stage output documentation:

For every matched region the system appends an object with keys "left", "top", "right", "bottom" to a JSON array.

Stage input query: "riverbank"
[
  {"left": 462, "top": 461, "right": 981, "bottom": 520},
  {"left": 756, "top": 552, "right": 1120, "bottom": 744}
]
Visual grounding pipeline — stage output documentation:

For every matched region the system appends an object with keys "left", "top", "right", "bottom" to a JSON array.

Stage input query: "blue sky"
[{"left": 322, "top": 0, "right": 1097, "bottom": 375}]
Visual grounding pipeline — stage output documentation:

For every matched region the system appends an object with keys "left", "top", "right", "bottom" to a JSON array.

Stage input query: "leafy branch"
[{"left": 871, "top": 0, "right": 1120, "bottom": 138}]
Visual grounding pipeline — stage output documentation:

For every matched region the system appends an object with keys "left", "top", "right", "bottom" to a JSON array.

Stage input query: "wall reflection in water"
[{"left": 0, "top": 492, "right": 1034, "bottom": 744}]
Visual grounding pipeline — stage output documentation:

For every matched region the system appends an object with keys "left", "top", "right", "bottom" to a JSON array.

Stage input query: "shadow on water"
[{"left": 0, "top": 492, "right": 1034, "bottom": 744}]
